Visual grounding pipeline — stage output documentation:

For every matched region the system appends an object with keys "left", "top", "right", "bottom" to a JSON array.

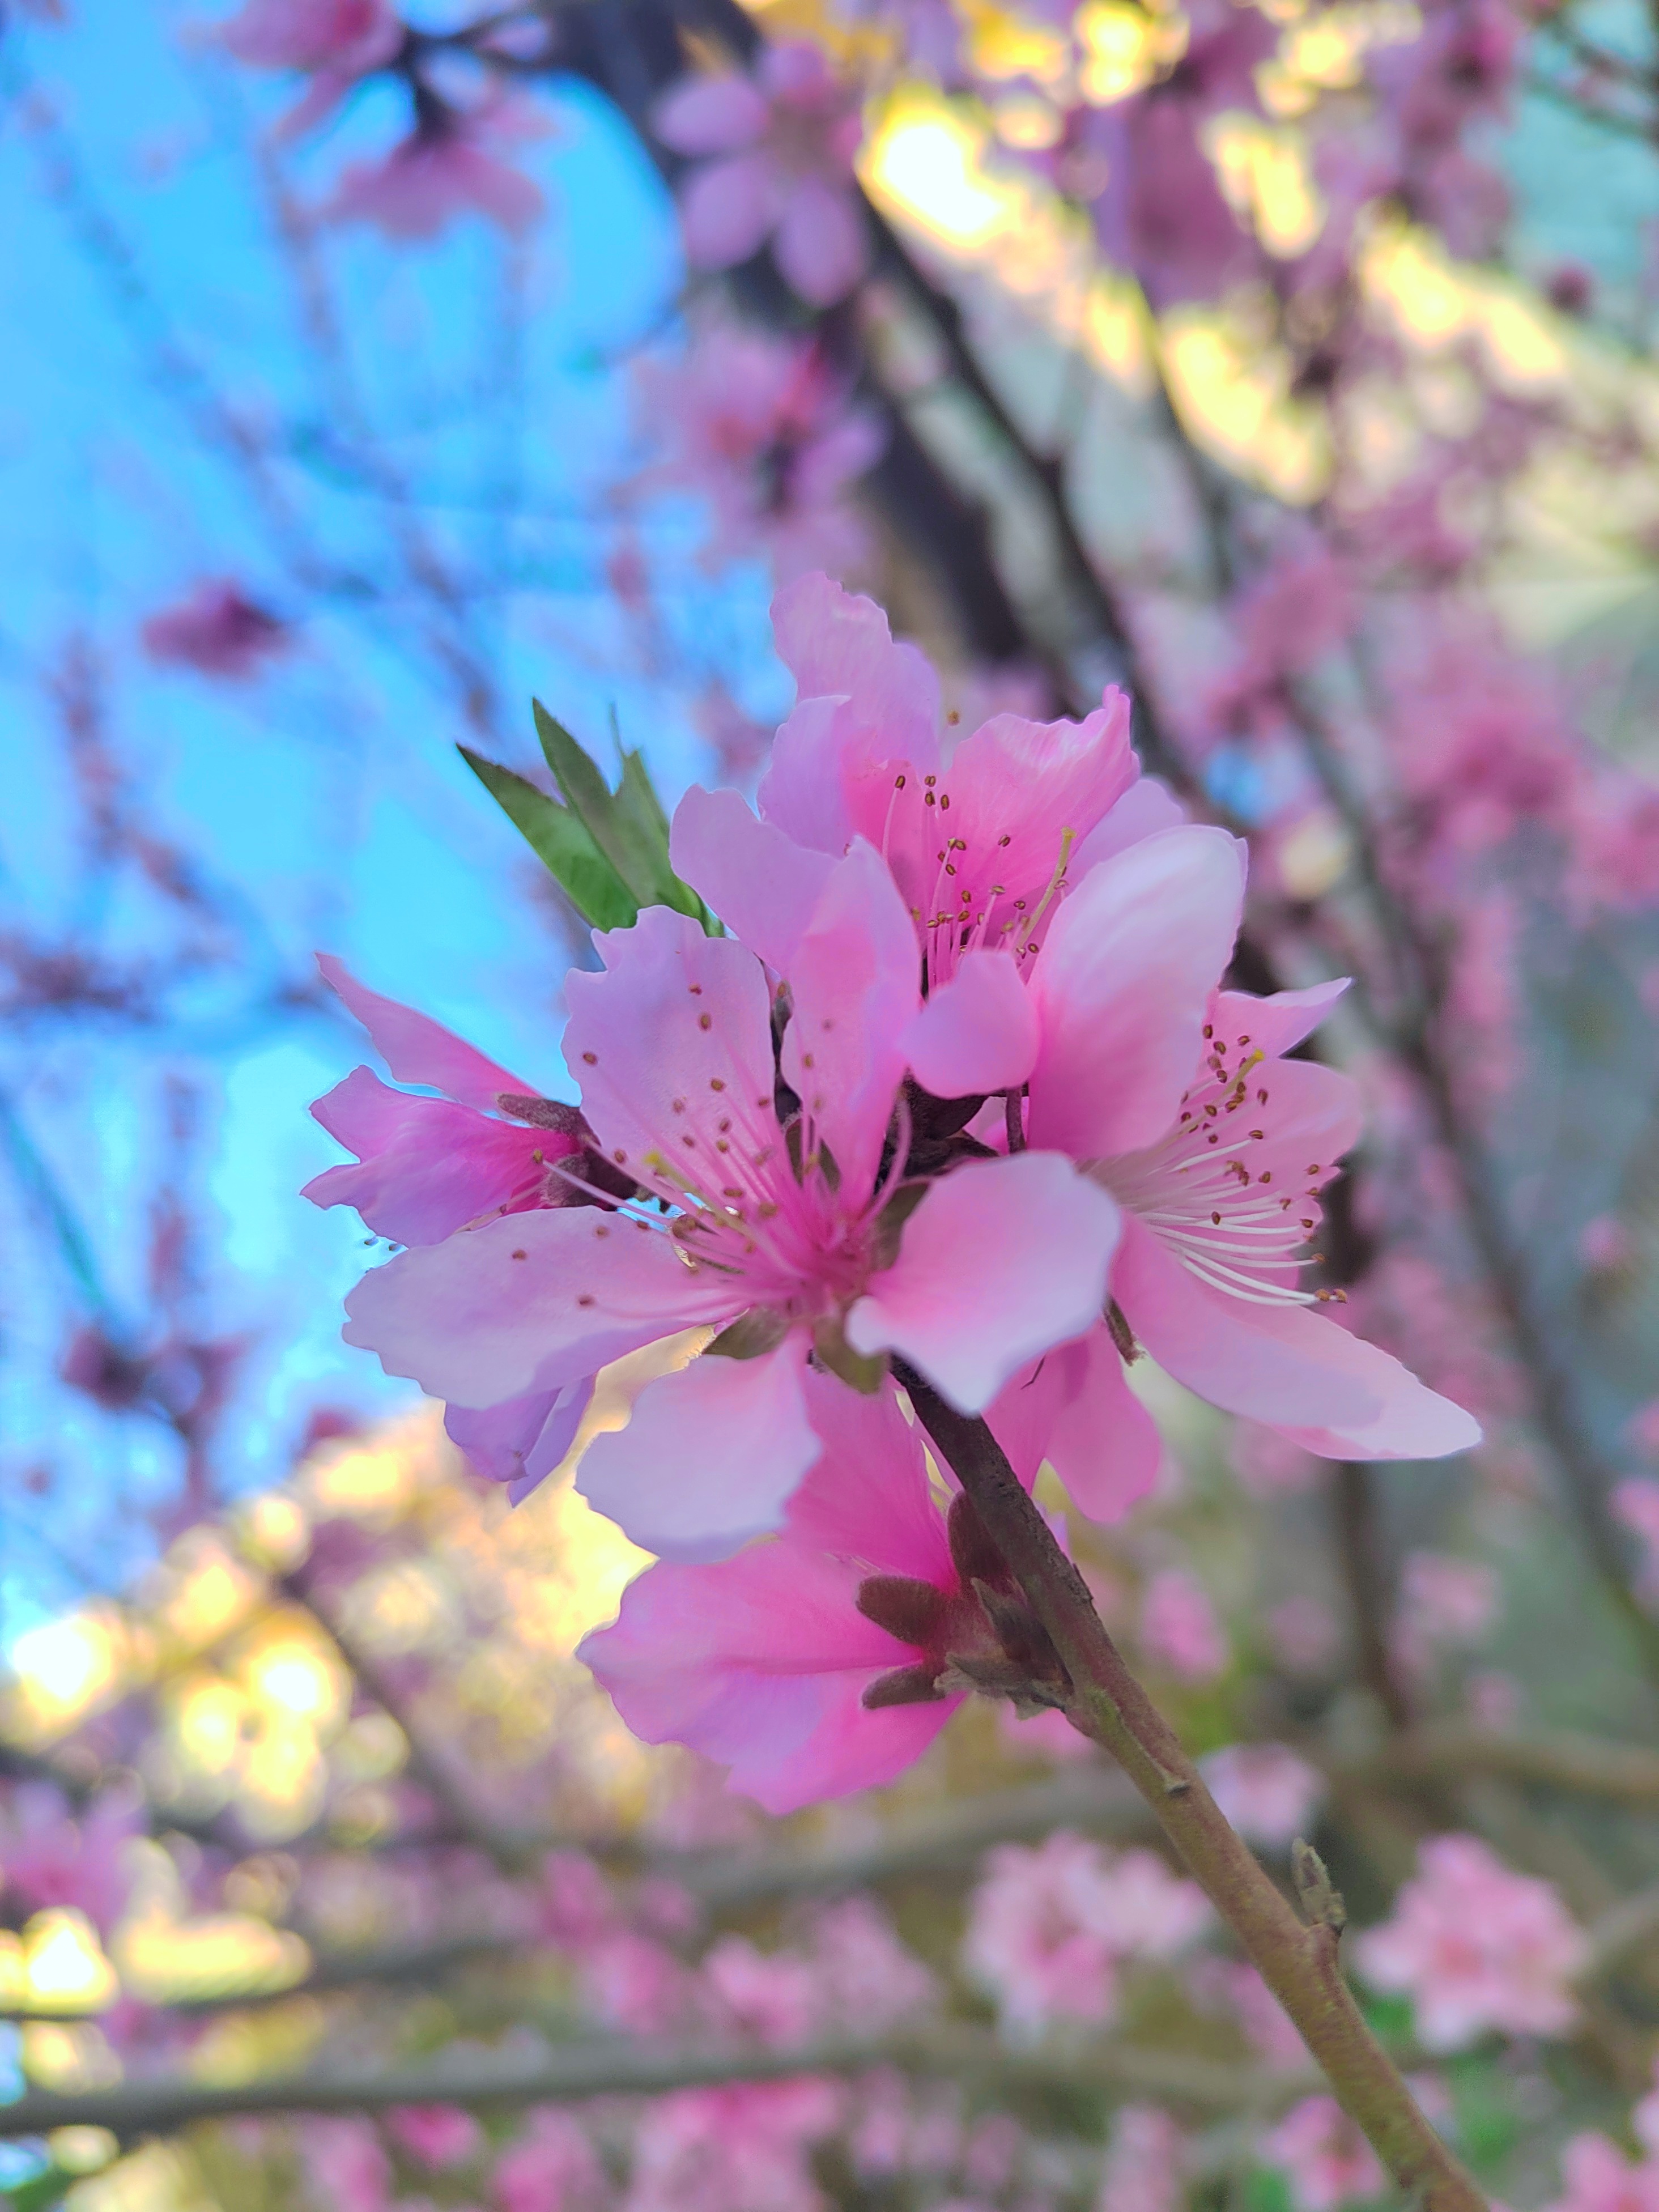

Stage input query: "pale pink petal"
[
  {"left": 668, "top": 784, "right": 835, "bottom": 973},
  {"left": 304, "top": 1068, "right": 547, "bottom": 1245},
  {"left": 781, "top": 840, "right": 920, "bottom": 1206},
  {"left": 678, "top": 153, "right": 779, "bottom": 271},
  {"left": 343, "top": 1206, "right": 732, "bottom": 1407},
  {"left": 766, "top": 571, "right": 941, "bottom": 750},
  {"left": 989, "top": 1328, "right": 1161, "bottom": 1522},
  {"left": 901, "top": 950, "right": 1039, "bottom": 1099},
  {"left": 579, "top": 1538, "right": 956, "bottom": 1815},
  {"left": 773, "top": 177, "right": 867, "bottom": 305},
  {"left": 758, "top": 38, "right": 837, "bottom": 104},
  {"left": 1113, "top": 1215, "right": 1480, "bottom": 1455},
  {"left": 445, "top": 1375, "right": 594, "bottom": 1501},
  {"left": 786, "top": 1367, "right": 955, "bottom": 1582},
  {"left": 848, "top": 1151, "right": 1121, "bottom": 1413},
  {"left": 1212, "top": 980, "right": 1350, "bottom": 1062},
  {"left": 1068, "top": 773, "right": 1188, "bottom": 877},
  {"left": 577, "top": 1338, "right": 822, "bottom": 1562},
  {"left": 651, "top": 73, "right": 769, "bottom": 156},
  {"left": 1026, "top": 827, "right": 1245, "bottom": 1162},
  {"left": 564, "top": 906, "right": 776, "bottom": 1179},
  {"left": 317, "top": 953, "right": 528, "bottom": 1109},
  {"left": 755, "top": 692, "right": 858, "bottom": 856}
]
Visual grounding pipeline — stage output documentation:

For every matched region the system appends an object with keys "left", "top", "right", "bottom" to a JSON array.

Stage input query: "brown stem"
[
  {"left": 895, "top": 1364, "right": 1487, "bottom": 2212},
  {"left": 1332, "top": 1462, "right": 1413, "bottom": 1730}
]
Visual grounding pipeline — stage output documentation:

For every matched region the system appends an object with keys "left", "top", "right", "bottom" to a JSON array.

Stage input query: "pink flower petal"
[
  {"left": 765, "top": 571, "right": 940, "bottom": 760},
  {"left": 1113, "top": 1215, "right": 1481, "bottom": 1454},
  {"left": 755, "top": 692, "right": 859, "bottom": 856},
  {"left": 901, "top": 949, "right": 1039, "bottom": 1099},
  {"left": 781, "top": 840, "right": 920, "bottom": 1206},
  {"left": 564, "top": 907, "right": 776, "bottom": 1181},
  {"left": 677, "top": 152, "right": 779, "bottom": 271},
  {"left": 1068, "top": 773, "right": 1188, "bottom": 876},
  {"left": 669, "top": 784, "right": 836, "bottom": 973},
  {"left": 343, "top": 1206, "right": 729, "bottom": 1407},
  {"left": 1211, "top": 979, "right": 1349, "bottom": 1062},
  {"left": 990, "top": 1328, "right": 1161, "bottom": 1522},
  {"left": 651, "top": 73, "right": 769, "bottom": 156},
  {"left": 1027, "top": 826, "right": 1245, "bottom": 1162},
  {"left": 304, "top": 1068, "right": 547, "bottom": 1245},
  {"left": 577, "top": 1338, "right": 823, "bottom": 1560},
  {"left": 848, "top": 1151, "right": 1121, "bottom": 1413},
  {"left": 317, "top": 953, "right": 528, "bottom": 1111},
  {"left": 773, "top": 176, "right": 867, "bottom": 305},
  {"left": 444, "top": 1376, "right": 593, "bottom": 1501},
  {"left": 580, "top": 1537, "right": 956, "bottom": 1816},
  {"left": 785, "top": 1367, "right": 955, "bottom": 1581}
]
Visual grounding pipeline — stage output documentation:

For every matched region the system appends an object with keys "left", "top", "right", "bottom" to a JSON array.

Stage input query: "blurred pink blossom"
[
  {"left": 1580, "top": 1215, "right": 1636, "bottom": 1274},
  {"left": 1095, "top": 2105, "right": 1186, "bottom": 2212},
  {"left": 388, "top": 2106, "right": 483, "bottom": 2168},
  {"left": 963, "top": 1834, "right": 1207, "bottom": 2037},
  {"left": 1396, "top": 1551, "right": 1500, "bottom": 1669},
  {"left": 0, "top": 1783, "right": 139, "bottom": 1934},
  {"left": 1189, "top": 1957, "right": 1307, "bottom": 2065},
  {"left": 300, "top": 2117, "right": 394, "bottom": 2212},
  {"left": 701, "top": 1934, "right": 820, "bottom": 2045},
  {"left": 1200, "top": 1742, "right": 1325, "bottom": 1849},
  {"left": 1267, "top": 1595, "right": 1341, "bottom": 1674},
  {"left": 1354, "top": 1834, "right": 1588, "bottom": 2051},
  {"left": 632, "top": 326, "right": 882, "bottom": 581},
  {"left": 807, "top": 1897, "right": 937, "bottom": 2030},
  {"left": 326, "top": 101, "right": 545, "bottom": 240},
  {"left": 1262, "top": 2095, "right": 1387, "bottom": 2212},
  {"left": 1229, "top": 1421, "right": 1324, "bottom": 1498},
  {"left": 1139, "top": 1568, "right": 1228, "bottom": 1683},
  {"left": 652, "top": 42, "right": 867, "bottom": 305},
  {"left": 492, "top": 2109, "right": 607, "bottom": 2212},
  {"left": 622, "top": 2079, "right": 841, "bottom": 2212},
  {"left": 141, "top": 578, "right": 289, "bottom": 681},
  {"left": 220, "top": 0, "right": 398, "bottom": 75},
  {"left": 1546, "top": 2132, "right": 1659, "bottom": 2212}
]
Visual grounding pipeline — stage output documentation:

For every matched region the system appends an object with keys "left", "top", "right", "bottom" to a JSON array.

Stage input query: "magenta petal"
[
  {"left": 1114, "top": 1215, "right": 1479, "bottom": 1455},
  {"left": 579, "top": 1541, "right": 956, "bottom": 1815},
  {"left": 564, "top": 906, "right": 776, "bottom": 1177},
  {"left": 786, "top": 1368, "right": 955, "bottom": 1582},
  {"left": 343, "top": 1207, "right": 726, "bottom": 1407},
  {"left": 1068, "top": 773, "right": 1188, "bottom": 877},
  {"left": 651, "top": 73, "right": 769, "bottom": 156},
  {"left": 782, "top": 840, "right": 920, "bottom": 1206},
  {"left": 773, "top": 177, "right": 867, "bottom": 305},
  {"left": 305, "top": 1068, "right": 546, "bottom": 1245},
  {"left": 316, "top": 954, "right": 528, "bottom": 1111},
  {"left": 576, "top": 1337, "right": 822, "bottom": 1562},
  {"left": 678, "top": 153, "right": 778, "bottom": 271},
  {"left": 848, "top": 1151, "right": 1121, "bottom": 1414},
  {"left": 1027, "top": 826, "right": 1245, "bottom": 1162},
  {"left": 1212, "top": 980, "right": 1350, "bottom": 1061},
  {"left": 445, "top": 1375, "right": 594, "bottom": 1500},
  {"left": 989, "top": 1328, "right": 1162, "bottom": 1522},
  {"left": 901, "top": 950, "right": 1039, "bottom": 1099},
  {"left": 669, "top": 784, "right": 836, "bottom": 973}
]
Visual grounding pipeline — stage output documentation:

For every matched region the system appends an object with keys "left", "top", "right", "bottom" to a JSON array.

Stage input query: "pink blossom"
[
  {"left": 1267, "top": 1595, "right": 1341, "bottom": 1674},
  {"left": 673, "top": 576, "right": 1479, "bottom": 1496},
  {"left": 388, "top": 2106, "right": 483, "bottom": 2168},
  {"left": 1189, "top": 1958, "right": 1307, "bottom": 2065},
  {"left": 1229, "top": 1421, "right": 1324, "bottom": 1498},
  {"left": 807, "top": 1897, "right": 937, "bottom": 2030},
  {"left": 700, "top": 1934, "right": 820, "bottom": 2045},
  {"left": 1580, "top": 1214, "right": 1636, "bottom": 1274},
  {"left": 1354, "top": 1834, "right": 1588, "bottom": 2052},
  {"left": 653, "top": 43, "right": 867, "bottom": 307},
  {"left": 1, "top": 1784, "right": 139, "bottom": 1935},
  {"left": 1615, "top": 1478, "right": 1659, "bottom": 1600},
  {"left": 326, "top": 103, "right": 545, "bottom": 241},
  {"left": 219, "top": 0, "right": 399, "bottom": 76},
  {"left": 493, "top": 2109, "right": 607, "bottom": 2212},
  {"left": 622, "top": 2079, "right": 841, "bottom": 2212},
  {"left": 343, "top": 858, "right": 1120, "bottom": 1564},
  {"left": 300, "top": 2117, "right": 394, "bottom": 2212},
  {"left": 304, "top": 955, "right": 594, "bottom": 1501},
  {"left": 1261, "top": 2096, "right": 1386, "bottom": 2212},
  {"left": 141, "top": 579, "right": 289, "bottom": 680},
  {"left": 632, "top": 326, "right": 882, "bottom": 582},
  {"left": 1199, "top": 1742, "right": 1325, "bottom": 1849},
  {"left": 580, "top": 1373, "right": 1047, "bottom": 1812},
  {"left": 1139, "top": 1568, "right": 1228, "bottom": 1683},
  {"left": 1396, "top": 1551, "right": 1499, "bottom": 1662},
  {"left": 1546, "top": 2133, "right": 1659, "bottom": 2212},
  {"left": 963, "top": 1834, "right": 1207, "bottom": 2037},
  {"left": 1095, "top": 2105, "right": 1186, "bottom": 2212}
]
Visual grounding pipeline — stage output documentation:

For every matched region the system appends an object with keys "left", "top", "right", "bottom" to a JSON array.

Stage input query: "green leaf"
[
  {"left": 533, "top": 703, "right": 715, "bottom": 929},
  {"left": 458, "top": 747, "right": 638, "bottom": 931}
]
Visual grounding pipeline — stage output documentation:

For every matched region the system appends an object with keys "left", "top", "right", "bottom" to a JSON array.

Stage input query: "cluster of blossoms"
[{"left": 314, "top": 572, "right": 1478, "bottom": 1810}]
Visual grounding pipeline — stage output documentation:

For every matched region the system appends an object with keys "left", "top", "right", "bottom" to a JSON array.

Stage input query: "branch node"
[{"left": 1291, "top": 1837, "right": 1347, "bottom": 1933}]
